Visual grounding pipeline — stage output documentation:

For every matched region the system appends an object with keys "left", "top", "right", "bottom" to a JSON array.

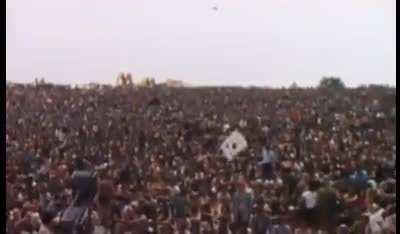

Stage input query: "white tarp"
[{"left": 220, "top": 130, "right": 248, "bottom": 161}]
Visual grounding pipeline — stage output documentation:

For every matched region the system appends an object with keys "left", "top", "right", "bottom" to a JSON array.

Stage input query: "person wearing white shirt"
[
  {"left": 297, "top": 184, "right": 318, "bottom": 232},
  {"left": 258, "top": 146, "right": 278, "bottom": 180},
  {"left": 382, "top": 213, "right": 396, "bottom": 233},
  {"left": 365, "top": 208, "right": 385, "bottom": 234},
  {"left": 38, "top": 224, "right": 52, "bottom": 234},
  {"left": 301, "top": 190, "right": 317, "bottom": 209}
]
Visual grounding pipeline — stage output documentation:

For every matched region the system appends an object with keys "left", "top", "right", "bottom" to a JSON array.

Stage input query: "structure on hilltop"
[
  {"left": 116, "top": 73, "right": 189, "bottom": 88},
  {"left": 163, "top": 79, "right": 186, "bottom": 88}
]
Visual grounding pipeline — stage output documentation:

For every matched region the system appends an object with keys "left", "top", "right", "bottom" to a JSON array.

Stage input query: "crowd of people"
[{"left": 6, "top": 82, "right": 396, "bottom": 234}]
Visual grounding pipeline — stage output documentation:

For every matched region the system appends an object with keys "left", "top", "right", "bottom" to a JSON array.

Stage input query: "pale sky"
[{"left": 6, "top": 0, "right": 396, "bottom": 87}]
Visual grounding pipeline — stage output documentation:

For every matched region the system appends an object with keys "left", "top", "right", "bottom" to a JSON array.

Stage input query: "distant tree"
[
  {"left": 125, "top": 73, "right": 133, "bottom": 86},
  {"left": 357, "top": 84, "right": 368, "bottom": 89},
  {"left": 141, "top": 77, "right": 156, "bottom": 87},
  {"left": 289, "top": 82, "right": 299, "bottom": 89},
  {"left": 318, "top": 77, "right": 345, "bottom": 91},
  {"left": 116, "top": 73, "right": 125, "bottom": 86},
  {"left": 368, "top": 84, "right": 394, "bottom": 91}
]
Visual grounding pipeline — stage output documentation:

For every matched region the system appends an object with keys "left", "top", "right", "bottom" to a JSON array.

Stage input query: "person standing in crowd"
[
  {"left": 170, "top": 186, "right": 188, "bottom": 234},
  {"left": 232, "top": 180, "right": 252, "bottom": 234},
  {"left": 5, "top": 83, "right": 396, "bottom": 234},
  {"left": 251, "top": 203, "right": 272, "bottom": 234},
  {"left": 297, "top": 180, "right": 318, "bottom": 232},
  {"left": 258, "top": 144, "right": 279, "bottom": 180}
]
